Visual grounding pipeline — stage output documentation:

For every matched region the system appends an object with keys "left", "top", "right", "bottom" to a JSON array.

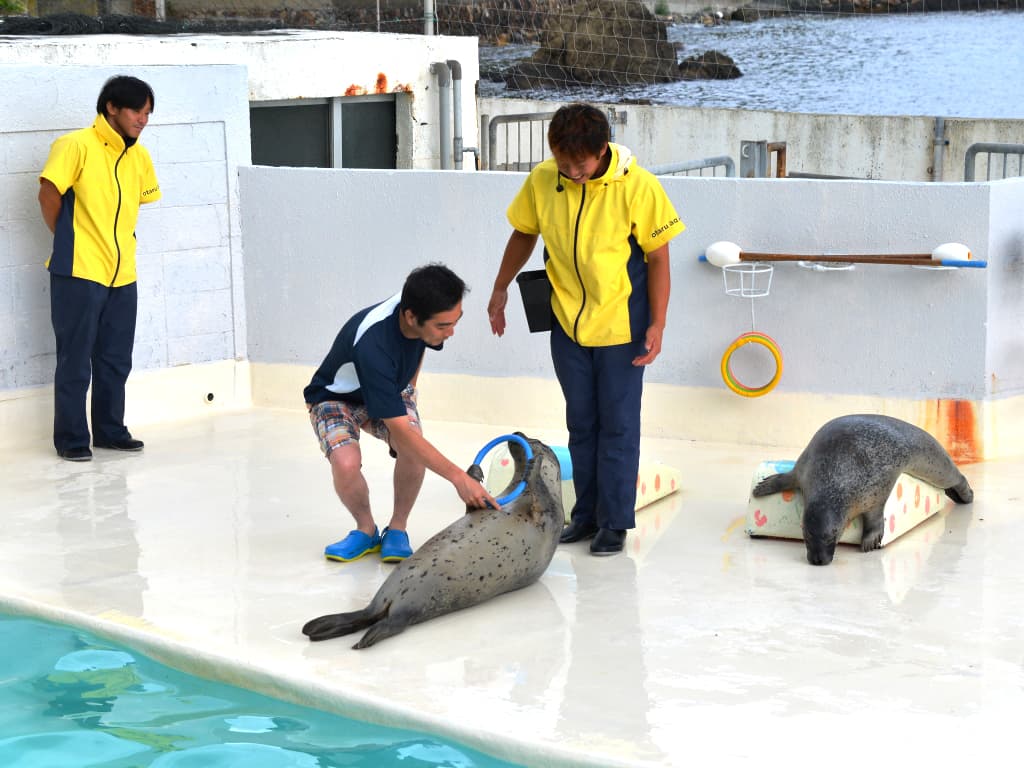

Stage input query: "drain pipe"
[
  {"left": 430, "top": 62, "right": 452, "bottom": 170},
  {"left": 446, "top": 59, "right": 479, "bottom": 170},
  {"left": 931, "top": 117, "right": 948, "bottom": 182}
]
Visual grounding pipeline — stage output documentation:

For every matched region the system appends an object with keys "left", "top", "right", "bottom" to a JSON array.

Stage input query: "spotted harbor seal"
[
  {"left": 302, "top": 432, "right": 564, "bottom": 648},
  {"left": 751, "top": 414, "right": 974, "bottom": 566}
]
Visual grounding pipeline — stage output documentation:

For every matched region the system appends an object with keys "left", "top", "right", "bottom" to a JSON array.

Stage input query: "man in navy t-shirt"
[{"left": 304, "top": 264, "right": 497, "bottom": 563}]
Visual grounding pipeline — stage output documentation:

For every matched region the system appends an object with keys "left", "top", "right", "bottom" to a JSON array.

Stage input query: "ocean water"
[
  {"left": 0, "top": 614, "right": 520, "bottom": 768},
  {"left": 480, "top": 10, "right": 1024, "bottom": 118}
]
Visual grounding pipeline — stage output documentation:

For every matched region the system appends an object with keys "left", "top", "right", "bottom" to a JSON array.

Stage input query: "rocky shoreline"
[{"left": 3, "top": 1, "right": 1019, "bottom": 41}]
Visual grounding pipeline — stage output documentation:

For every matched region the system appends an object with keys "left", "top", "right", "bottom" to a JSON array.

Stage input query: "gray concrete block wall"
[
  {"left": 239, "top": 165, "right": 1022, "bottom": 402},
  {"left": 0, "top": 63, "right": 250, "bottom": 391}
]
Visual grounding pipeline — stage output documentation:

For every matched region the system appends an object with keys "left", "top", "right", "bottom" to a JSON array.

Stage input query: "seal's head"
[
  {"left": 802, "top": 501, "right": 841, "bottom": 565},
  {"left": 509, "top": 432, "right": 563, "bottom": 527}
]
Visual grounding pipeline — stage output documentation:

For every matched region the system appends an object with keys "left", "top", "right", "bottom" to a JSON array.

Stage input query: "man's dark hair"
[
  {"left": 547, "top": 103, "right": 610, "bottom": 159},
  {"left": 401, "top": 263, "right": 468, "bottom": 323},
  {"left": 96, "top": 75, "right": 155, "bottom": 115}
]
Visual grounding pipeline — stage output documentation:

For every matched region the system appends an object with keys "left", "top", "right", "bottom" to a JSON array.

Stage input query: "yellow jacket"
[
  {"left": 41, "top": 115, "right": 161, "bottom": 287},
  {"left": 507, "top": 143, "right": 684, "bottom": 346}
]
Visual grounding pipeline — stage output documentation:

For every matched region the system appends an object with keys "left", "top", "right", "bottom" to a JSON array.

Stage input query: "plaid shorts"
[{"left": 308, "top": 386, "right": 419, "bottom": 457}]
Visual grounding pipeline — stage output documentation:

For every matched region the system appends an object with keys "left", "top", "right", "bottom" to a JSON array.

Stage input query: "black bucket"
[{"left": 515, "top": 269, "right": 552, "bottom": 333}]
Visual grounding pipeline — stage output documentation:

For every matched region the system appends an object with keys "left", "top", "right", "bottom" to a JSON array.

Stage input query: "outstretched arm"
[{"left": 384, "top": 415, "right": 498, "bottom": 509}]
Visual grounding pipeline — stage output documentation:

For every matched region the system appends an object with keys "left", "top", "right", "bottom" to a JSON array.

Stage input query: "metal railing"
[
  {"left": 481, "top": 111, "right": 556, "bottom": 171},
  {"left": 648, "top": 156, "right": 736, "bottom": 177},
  {"left": 479, "top": 109, "right": 626, "bottom": 171},
  {"left": 964, "top": 142, "right": 1024, "bottom": 181}
]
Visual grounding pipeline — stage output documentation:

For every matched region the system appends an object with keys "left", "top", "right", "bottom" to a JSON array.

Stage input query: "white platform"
[
  {"left": 1, "top": 409, "right": 1022, "bottom": 767},
  {"left": 483, "top": 441, "right": 681, "bottom": 521}
]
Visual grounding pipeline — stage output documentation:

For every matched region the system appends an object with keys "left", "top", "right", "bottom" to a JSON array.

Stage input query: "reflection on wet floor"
[{"left": 2, "top": 408, "right": 1022, "bottom": 767}]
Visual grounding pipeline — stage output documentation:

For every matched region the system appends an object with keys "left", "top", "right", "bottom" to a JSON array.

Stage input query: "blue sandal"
[
  {"left": 380, "top": 527, "right": 413, "bottom": 563},
  {"left": 324, "top": 527, "right": 381, "bottom": 562}
]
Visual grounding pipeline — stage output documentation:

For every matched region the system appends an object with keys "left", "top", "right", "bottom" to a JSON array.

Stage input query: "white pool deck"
[{"left": 2, "top": 406, "right": 1023, "bottom": 767}]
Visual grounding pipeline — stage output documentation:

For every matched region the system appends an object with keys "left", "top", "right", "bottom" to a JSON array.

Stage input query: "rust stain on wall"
[
  {"left": 922, "top": 399, "right": 982, "bottom": 464},
  {"left": 392, "top": 83, "right": 412, "bottom": 93},
  {"left": 375, "top": 73, "right": 388, "bottom": 94},
  {"left": 344, "top": 84, "right": 367, "bottom": 96}
]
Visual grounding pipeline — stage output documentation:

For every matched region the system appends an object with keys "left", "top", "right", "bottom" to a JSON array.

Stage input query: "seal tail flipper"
[
  {"left": 302, "top": 606, "right": 385, "bottom": 642},
  {"left": 352, "top": 612, "right": 412, "bottom": 649},
  {"left": 752, "top": 471, "right": 799, "bottom": 498},
  {"left": 945, "top": 477, "right": 974, "bottom": 504}
]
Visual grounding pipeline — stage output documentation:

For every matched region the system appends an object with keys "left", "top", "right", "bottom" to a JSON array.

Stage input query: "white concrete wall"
[
  {"left": 985, "top": 179, "right": 1024, "bottom": 396},
  {"left": 0, "top": 62, "right": 252, "bottom": 442},
  {"left": 0, "top": 31, "right": 480, "bottom": 171},
  {"left": 479, "top": 97, "right": 1024, "bottom": 183},
  {"left": 238, "top": 164, "right": 1024, "bottom": 457}
]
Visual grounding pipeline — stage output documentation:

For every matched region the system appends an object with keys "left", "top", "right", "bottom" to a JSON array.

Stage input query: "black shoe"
[
  {"left": 559, "top": 517, "right": 599, "bottom": 544},
  {"left": 94, "top": 437, "right": 144, "bottom": 452},
  {"left": 58, "top": 447, "right": 93, "bottom": 462},
  {"left": 590, "top": 528, "right": 626, "bottom": 556}
]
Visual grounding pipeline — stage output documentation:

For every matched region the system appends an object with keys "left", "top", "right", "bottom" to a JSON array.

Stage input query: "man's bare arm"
[{"left": 38, "top": 179, "right": 62, "bottom": 234}]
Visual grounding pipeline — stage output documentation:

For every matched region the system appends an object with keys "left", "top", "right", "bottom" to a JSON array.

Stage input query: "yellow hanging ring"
[{"left": 721, "top": 331, "right": 783, "bottom": 397}]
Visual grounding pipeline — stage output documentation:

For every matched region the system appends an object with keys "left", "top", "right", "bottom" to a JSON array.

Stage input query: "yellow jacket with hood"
[{"left": 507, "top": 142, "right": 685, "bottom": 347}]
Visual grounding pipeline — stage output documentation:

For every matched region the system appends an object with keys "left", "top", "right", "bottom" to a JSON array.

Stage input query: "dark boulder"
[
  {"left": 679, "top": 50, "right": 742, "bottom": 80},
  {"left": 505, "top": 0, "right": 681, "bottom": 89}
]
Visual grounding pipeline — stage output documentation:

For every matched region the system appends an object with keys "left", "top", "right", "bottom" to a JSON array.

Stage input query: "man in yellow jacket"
[
  {"left": 488, "top": 103, "right": 685, "bottom": 555},
  {"left": 38, "top": 75, "right": 161, "bottom": 462}
]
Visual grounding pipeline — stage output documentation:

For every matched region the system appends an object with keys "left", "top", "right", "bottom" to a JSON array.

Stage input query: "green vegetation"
[
  {"left": 654, "top": 0, "right": 670, "bottom": 15},
  {"left": 0, "top": 0, "right": 27, "bottom": 13}
]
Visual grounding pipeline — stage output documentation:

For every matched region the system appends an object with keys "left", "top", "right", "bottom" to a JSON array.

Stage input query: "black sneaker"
[
  {"left": 94, "top": 438, "right": 144, "bottom": 452},
  {"left": 58, "top": 447, "right": 93, "bottom": 462}
]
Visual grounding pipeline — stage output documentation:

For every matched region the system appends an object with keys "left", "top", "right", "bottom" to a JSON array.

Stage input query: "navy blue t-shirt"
[{"left": 304, "top": 294, "right": 437, "bottom": 419}]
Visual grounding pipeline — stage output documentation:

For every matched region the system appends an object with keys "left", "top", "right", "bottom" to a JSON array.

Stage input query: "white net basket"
[{"left": 723, "top": 262, "right": 773, "bottom": 298}]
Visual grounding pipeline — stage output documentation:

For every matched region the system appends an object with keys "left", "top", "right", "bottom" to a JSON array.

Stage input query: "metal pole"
[
  {"left": 424, "top": 0, "right": 435, "bottom": 35},
  {"left": 932, "top": 117, "right": 947, "bottom": 182}
]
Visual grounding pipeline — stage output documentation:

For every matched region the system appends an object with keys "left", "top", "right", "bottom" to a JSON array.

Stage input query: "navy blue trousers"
[
  {"left": 50, "top": 274, "right": 137, "bottom": 452},
  {"left": 550, "top": 322, "right": 646, "bottom": 531}
]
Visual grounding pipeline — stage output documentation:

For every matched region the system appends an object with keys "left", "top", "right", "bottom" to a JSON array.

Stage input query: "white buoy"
[
  {"left": 706, "top": 241, "right": 743, "bottom": 268},
  {"left": 931, "top": 242, "right": 971, "bottom": 262}
]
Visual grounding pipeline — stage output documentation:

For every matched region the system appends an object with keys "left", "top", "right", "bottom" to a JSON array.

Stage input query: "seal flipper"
[
  {"left": 303, "top": 606, "right": 386, "bottom": 642},
  {"left": 945, "top": 477, "right": 974, "bottom": 505},
  {"left": 353, "top": 610, "right": 414, "bottom": 649},
  {"left": 752, "top": 471, "right": 799, "bottom": 498},
  {"left": 859, "top": 504, "right": 886, "bottom": 552}
]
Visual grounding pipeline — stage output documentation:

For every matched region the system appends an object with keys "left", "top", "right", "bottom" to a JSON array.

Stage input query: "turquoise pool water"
[{"left": 0, "top": 614, "right": 520, "bottom": 767}]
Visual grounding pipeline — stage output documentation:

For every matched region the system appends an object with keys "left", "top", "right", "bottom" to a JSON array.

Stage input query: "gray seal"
[
  {"left": 302, "top": 432, "right": 565, "bottom": 648},
  {"left": 751, "top": 414, "right": 974, "bottom": 566}
]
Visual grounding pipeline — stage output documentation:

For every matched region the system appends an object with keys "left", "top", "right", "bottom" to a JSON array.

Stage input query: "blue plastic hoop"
[{"left": 473, "top": 434, "right": 534, "bottom": 507}]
